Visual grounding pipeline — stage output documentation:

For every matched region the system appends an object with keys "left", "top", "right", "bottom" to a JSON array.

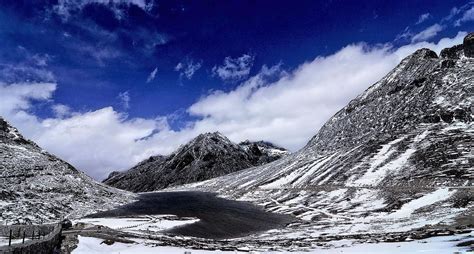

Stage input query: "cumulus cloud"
[
  {"left": 416, "top": 13, "right": 431, "bottom": 24},
  {"left": 212, "top": 54, "right": 254, "bottom": 82},
  {"left": 0, "top": 32, "right": 465, "bottom": 180},
  {"left": 411, "top": 24, "right": 443, "bottom": 42},
  {"left": 0, "top": 82, "right": 56, "bottom": 115},
  {"left": 0, "top": 82, "right": 57, "bottom": 141},
  {"left": 0, "top": 82, "right": 168, "bottom": 179},
  {"left": 146, "top": 67, "right": 158, "bottom": 83},
  {"left": 175, "top": 59, "right": 202, "bottom": 80}
]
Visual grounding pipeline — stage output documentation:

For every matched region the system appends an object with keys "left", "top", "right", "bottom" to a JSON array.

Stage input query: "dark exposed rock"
[
  {"left": 441, "top": 59, "right": 456, "bottom": 68},
  {"left": 412, "top": 48, "right": 438, "bottom": 59},
  {"left": 463, "top": 32, "right": 474, "bottom": 57},
  {"left": 61, "top": 219, "right": 73, "bottom": 229},
  {"left": 440, "top": 44, "right": 464, "bottom": 59},
  {"left": 441, "top": 32, "right": 474, "bottom": 58},
  {"left": 103, "top": 132, "right": 288, "bottom": 192}
]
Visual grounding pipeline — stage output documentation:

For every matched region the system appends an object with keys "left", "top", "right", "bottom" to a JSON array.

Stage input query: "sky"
[{"left": 1, "top": 0, "right": 473, "bottom": 179}]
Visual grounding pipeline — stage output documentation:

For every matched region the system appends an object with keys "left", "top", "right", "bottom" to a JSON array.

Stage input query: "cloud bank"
[{"left": 0, "top": 32, "right": 466, "bottom": 180}]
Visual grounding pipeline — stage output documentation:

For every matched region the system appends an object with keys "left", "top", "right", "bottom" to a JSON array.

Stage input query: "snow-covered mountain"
[
  {"left": 0, "top": 117, "right": 134, "bottom": 224},
  {"left": 178, "top": 33, "right": 474, "bottom": 239},
  {"left": 103, "top": 132, "right": 288, "bottom": 192}
]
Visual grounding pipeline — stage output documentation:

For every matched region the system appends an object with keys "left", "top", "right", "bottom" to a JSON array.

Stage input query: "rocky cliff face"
[
  {"left": 0, "top": 118, "right": 134, "bottom": 224},
  {"left": 103, "top": 132, "right": 288, "bottom": 192},
  {"left": 180, "top": 33, "right": 474, "bottom": 239}
]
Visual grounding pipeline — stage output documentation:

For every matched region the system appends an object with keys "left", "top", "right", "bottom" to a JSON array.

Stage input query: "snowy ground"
[
  {"left": 0, "top": 237, "right": 23, "bottom": 246},
  {"left": 74, "top": 216, "right": 199, "bottom": 234},
  {"left": 72, "top": 232, "right": 473, "bottom": 254},
  {"left": 73, "top": 236, "right": 243, "bottom": 254}
]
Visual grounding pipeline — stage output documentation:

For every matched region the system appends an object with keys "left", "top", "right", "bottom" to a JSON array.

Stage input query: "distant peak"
[{"left": 195, "top": 131, "right": 228, "bottom": 141}]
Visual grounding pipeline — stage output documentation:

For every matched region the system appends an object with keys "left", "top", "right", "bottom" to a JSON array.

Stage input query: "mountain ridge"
[
  {"left": 174, "top": 34, "right": 474, "bottom": 239},
  {"left": 103, "top": 131, "right": 288, "bottom": 192}
]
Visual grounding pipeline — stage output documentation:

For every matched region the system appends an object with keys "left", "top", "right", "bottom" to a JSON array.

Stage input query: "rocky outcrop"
[
  {"left": 103, "top": 132, "right": 288, "bottom": 192},
  {"left": 463, "top": 32, "right": 474, "bottom": 57},
  {"left": 440, "top": 32, "right": 474, "bottom": 59}
]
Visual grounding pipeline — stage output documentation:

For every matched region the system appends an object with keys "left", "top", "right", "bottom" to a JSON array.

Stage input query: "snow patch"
[
  {"left": 75, "top": 216, "right": 199, "bottom": 232},
  {"left": 386, "top": 188, "right": 456, "bottom": 219}
]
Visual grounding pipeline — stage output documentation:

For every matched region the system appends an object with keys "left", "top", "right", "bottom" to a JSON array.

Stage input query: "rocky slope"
[
  {"left": 179, "top": 33, "right": 474, "bottom": 240},
  {"left": 0, "top": 117, "right": 134, "bottom": 224},
  {"left": 103, "top": 132, "right": 288, "bottom": 192}
]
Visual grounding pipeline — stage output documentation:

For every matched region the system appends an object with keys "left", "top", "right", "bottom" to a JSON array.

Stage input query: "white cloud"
[
  {"left": 0, "top": 82, "right": 56, "bottom": 114},
  {"left": 0, "top": 32, "right": 466, "bottom": 180},
  {"left": 416, "top": 13, "right": 431, "bottom": 24},
  {"left": 0, "top": 82, "right": 58, "bottom": 142},
  {"left": 212, "top": 54, "right": 254, "bottom": 82},
  {"left": 175, "top": 59, "right": 202, "bottom": 80},
  {"left": 189, "top": 32, "right": 465, "bottom": 150},
  {"left": 411, "top": 24, "right": 443, "bottom": 42},
  {"left": 0, "top": 63, "right": 55, "bottom": 84},
  {"left": 117, "top": 91, "right": 130, "bottom": 109},
  {"left": 455, "top": 6, "right": 474, "bottom": 26},
  {"left": 31, "top": 54, "right": 51, "bottom": 67},
  {"left": 146, "top": 67, "right": 158, "bottom": 83},
  {"left": 51, "top": 104, "right": 71, "bottom": 118},
  {"left": 53, "top": 0, "right": 154, "bottom": 21},
  {"left": 445, "top": 7, "right": 461, "bottom": 22}
]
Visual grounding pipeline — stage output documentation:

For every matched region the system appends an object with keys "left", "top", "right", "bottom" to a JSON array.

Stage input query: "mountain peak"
[
  {"left": 104, "top": 132, "right": 288, "bottom": 192},
  {"left": 193, "top": 131, "right": 230, "bottom": 144},
  {"left": 412, "top": 48, "right": 438, "bottom": 59}
]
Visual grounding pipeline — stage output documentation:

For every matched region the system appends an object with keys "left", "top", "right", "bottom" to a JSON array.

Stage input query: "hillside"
[
  {"left": 0, "top": 118, "right": 134, "bottom": 224},
  {"left": 179, "top": 33, "right": 474, "bottom": 239}
]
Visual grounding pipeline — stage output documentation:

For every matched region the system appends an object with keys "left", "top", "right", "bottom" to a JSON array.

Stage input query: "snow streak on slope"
[{"left": 175, "top": 36, "right": 474, "bottom": 241}]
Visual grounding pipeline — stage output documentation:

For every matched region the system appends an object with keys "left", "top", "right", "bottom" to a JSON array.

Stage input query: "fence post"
[
  {"left": 22, "top": 230, "right": 25, "bottom": 243},
  {"left": 31, "top": 230, "right": 34, "bottom": 240},
  {"left": 8, "top": 229, "right": 12, "bottom": 246}
]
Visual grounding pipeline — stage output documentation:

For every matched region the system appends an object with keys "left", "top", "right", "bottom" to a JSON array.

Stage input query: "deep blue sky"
[{"left": 0, "top": 0, "right": 473, "bottom": 129}]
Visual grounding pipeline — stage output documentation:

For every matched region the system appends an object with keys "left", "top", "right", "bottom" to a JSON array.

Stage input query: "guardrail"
[{"left": 0, "top": 223, "right": 62, "bottom": 254}]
